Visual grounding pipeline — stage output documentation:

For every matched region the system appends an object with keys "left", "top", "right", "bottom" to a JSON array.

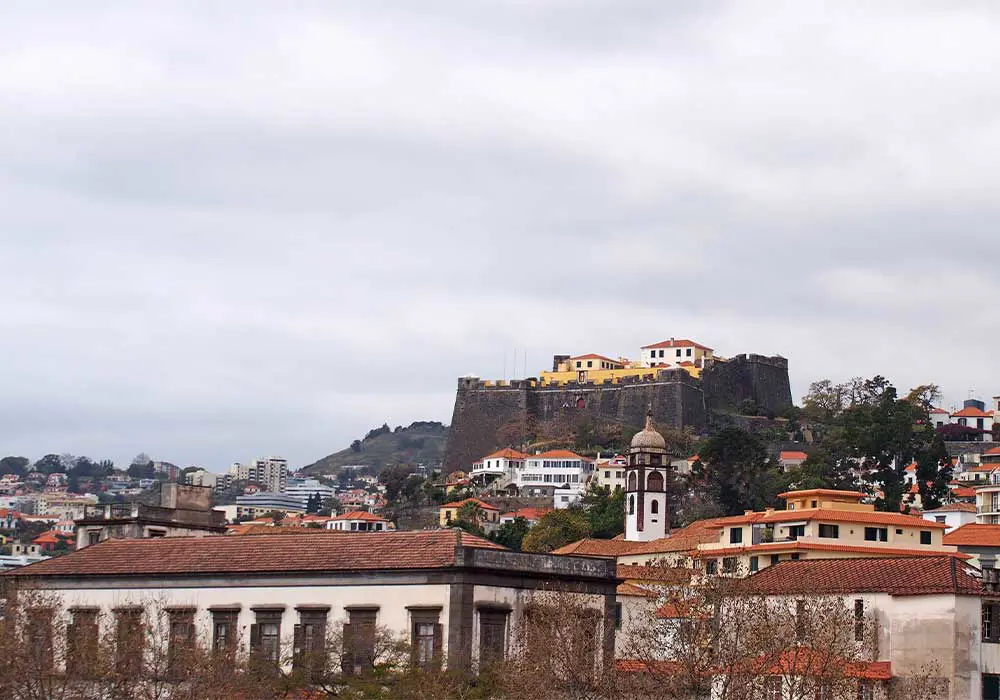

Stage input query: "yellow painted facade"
[{"left": 539, "top": 365, "right": 702, "bottom": 386}]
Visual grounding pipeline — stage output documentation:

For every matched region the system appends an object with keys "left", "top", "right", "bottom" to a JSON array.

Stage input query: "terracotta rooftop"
[
  {"left": 553, "top": 520, "right": 724, "bottom": 558},
  {"left": 617, "top": 582, "right": 657, "bottom": 598},
  {"left": 569, "top": 353, "right": 620, "bottom": 364},
  {"left": 332, "top": 510, "right": 387, "bottom": 521},
  {"left": 440, "top": 497, "right": 500, "bottom": 511},
  {"left": 500, "top": 507, "right": 552, "bottom": 521},
  {"left": 641, "top": 338, "right": 713, "bottom": 351},
  {"left": 944, "top": 524, "right": 1000, "bottom": 547},
  {"left": 986, "top": 446, "right": 1000, "bottom": 456},
  {"left": 8, "top": 530, "right": 505, "bottom": 578},
  {"left": 529, "top": 449, "right": 591, "bottom": 461},
  {"left": 740, "top": 556, "right": 982, "bottom": 597},
  {"left": 779, "top": 451, "right": 808, "bottom": 461},
  {"left": 953, "top": 406, "right": 993, "bottom": 418},
  {"left": 617, "top": 564, "right": 694, "bottom": 585},
  {"left": 777, "top": 488, "right": 864, "bottom": 500},
  {"left": 481, "top": 448, "right": 529, "bottom": 461},
  {"left": 924, "top": 503, "right": 976, "bottom": 513}
]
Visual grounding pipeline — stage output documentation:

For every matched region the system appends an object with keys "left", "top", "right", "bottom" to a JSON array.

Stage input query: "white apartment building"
[
  {"left": 470, "top": 448, "right": 528, "bottom": 483},
  {"left": 514, "top": 450, "right": 593, "bottom": 497},
  {"left": 229, "top": 456, "right": 289, "bottom": 492}
]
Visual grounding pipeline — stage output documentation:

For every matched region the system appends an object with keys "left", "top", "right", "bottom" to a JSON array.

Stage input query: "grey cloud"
[{"left": 1, "top": 1, "right": 999, "bottom": 468}]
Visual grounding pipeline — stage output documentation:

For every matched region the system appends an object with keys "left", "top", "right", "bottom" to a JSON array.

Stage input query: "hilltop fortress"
[{"left": 443, "top": 338, "right": 792, "bottom": 472}]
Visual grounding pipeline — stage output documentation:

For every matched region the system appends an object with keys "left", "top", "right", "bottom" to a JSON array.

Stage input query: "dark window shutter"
[
  {"left": 293, "top": 625, "right": 304, "bottom": 668},
  {"left": 250, "top": 624, "right": 261, "bottom": 652},
  {"left": 432, "top": 623, "right": 443, "bottom": 669},
  {"left": 410, "top": 623, "right": 419, "bottom": 667},
  {"left": 341, "top": 623, "right": 355, "bottom": 675}
]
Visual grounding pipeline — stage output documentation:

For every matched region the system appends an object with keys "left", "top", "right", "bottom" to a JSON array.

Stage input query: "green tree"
[
  {"left": 269, "top": 510, "right": 286, "bottom": 524},
  {"left": 32, "top": 454, "right": 64, "bottom": 475},
  {"left": 379, "top": 464, "right": 415, "bottom": 504},
  {"left": 695, "top": 428, "right": 782, "bottom": 516},
  {"left": 491, "top": 517, "right": 531, "bottom": 551},
  {"left": 0, "top": 456, "right": 29, "bottom": 477},
  {"left": 306, "top": 492, "right": 322, "bottom": 514},
  {"left": 580, "top": 484, "right": 625, "bottom": 539},
  {"left": 522, "top": 510, "right": 591, "bottom": 553}
]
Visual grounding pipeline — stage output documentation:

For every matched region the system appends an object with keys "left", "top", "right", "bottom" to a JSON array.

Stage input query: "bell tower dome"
[{"left": 625, "top": 409, "right": 669, "bottom": 542}]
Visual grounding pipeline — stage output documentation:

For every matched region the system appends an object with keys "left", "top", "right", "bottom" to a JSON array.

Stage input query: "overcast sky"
[{"left": 2, "top": 1, "right": 999, "bottom": 470}]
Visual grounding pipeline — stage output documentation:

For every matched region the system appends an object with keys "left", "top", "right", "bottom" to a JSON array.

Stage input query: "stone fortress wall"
[{"left": 442, "top": 353, "right": 792, "bottom": 472}]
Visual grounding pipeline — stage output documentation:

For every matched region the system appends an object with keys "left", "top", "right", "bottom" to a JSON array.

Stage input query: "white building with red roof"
[
  {"left": 639, "top": 337, "right": 714, "bottom": 369},
  {"left": 469, "top": 447, "right": 528, "bottom": 483},
  {"left": 778, "top": 450, "right": 808, "bottom": 472},
  {"left": 7, "top": 530, "right": 618, "bottom": 675},
  {"left": 950, "top": 398, "right": 995, "bottom": 440},
  {"left": 740, "top": 556, "right": 991, "bottom": 698},
  {"left": 326, "top": 510, "right": 392, "bottom": 532}
]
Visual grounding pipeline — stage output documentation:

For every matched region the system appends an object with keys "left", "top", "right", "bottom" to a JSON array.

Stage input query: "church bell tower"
[{"left": 624, "top": 410, "right": 669, "bottom": 542}]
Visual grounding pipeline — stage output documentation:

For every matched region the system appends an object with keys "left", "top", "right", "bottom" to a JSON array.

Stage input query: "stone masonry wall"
[{"left": 442, "top": 354, "right": 792, "bottom": 472}]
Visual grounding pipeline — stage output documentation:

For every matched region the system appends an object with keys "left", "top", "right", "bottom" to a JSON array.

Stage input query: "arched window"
[
  {"left": 647, "top": 470, "right": 664, "bottom": 491},
  {"left": 650, "top": 499, "right": 659, "bottom": 515},
  {"left": 627, "top": 472, "right": 637, "bottom": 491},
  {"left": 628, "top": 495, "right": 635, "bottom": 515}
]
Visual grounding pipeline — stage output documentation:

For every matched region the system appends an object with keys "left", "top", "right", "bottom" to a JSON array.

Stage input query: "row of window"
[
  {"left": 520, "top": 473, "right": 582, "bottom": 483},
  {"left": 649, "top": 348, "right": 695, "bottom": 359},
  {"left": 32, "top": 603, "right": 510, "bottom": 678},
  {"left": 733, "top": 524, "right": 934, "bottom": 545}
]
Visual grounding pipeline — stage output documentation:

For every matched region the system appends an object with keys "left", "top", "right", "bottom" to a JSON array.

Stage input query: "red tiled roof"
[
  {"left": 952, "top": 487, "right": 978, "bottom": 498},
  {"left": 554, "top": 520, "right": 725, "bottom": 558},
  {"left": 953, "top": 407, "right": 993, "bottom": 418},
  {"left": 529, "top": 449, "right": 591, "bottom": 461},
  {"left": 777, "top": 489, "right": 864, "bottom": 500},
  {"left": 904, "top": 462, "right": 917, "bottom": 472},
  {"left": 332, "top": 510, "right": 387, "bottom": 522},
  {"left": 740, "top": 649, "right": 891, "bottom": 680},
  {"left": 641, "top": 339, "right": 713, "bottom": 351},
  {"left": 570, "top": 353, "right": 620, "bottom": 364},
  {"left": 986, "top": 447, "right": 1000, "bottom": 456},
  {"left": 968, "top": 463, "right": 1000, "bottom": 472},
  {"left": 617, "top": 565, "right": 694, "bottom": 585},
  {"left": 779, "top": 451, "right": 808, "bottom": 461},
  {"left": 617, "top": 582, "right": 657, "bottom": 597},
  {"left": 740, "top": 556, "right": 982, "bottom": 597},
  {"left": 944, "top": 524, "right": 1000, "bottom": 547},
  {"left": 482, "top": 448, "right": 529, "bottom": 460},
  {"left": 925, "top": 503, "right": 976, "bottom": 513},
  {"left": 440, "top": 497, "right": 500, "bottom": 511},
  {"left": 552, "top": 538, "right": 638, "bottom": 558},
  {"left": 500, "top": 507, "right": 552, "bottom": 521},
  {"left": 9, "top": 530, "right": 505, "bottom": 578}
]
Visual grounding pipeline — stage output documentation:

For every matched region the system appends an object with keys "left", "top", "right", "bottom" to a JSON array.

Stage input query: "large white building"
[
  {"left": 285, "top": 477, "right": 336, "bottom": 508},
  {"left": 9, "top": 530, "right": 617, "bottom": 675},
  {"left": 639, "top": 338, "right": 714, "bottom": 369},
  {"left": 470, "top": 448, "right": 594, "bottom": 502}
]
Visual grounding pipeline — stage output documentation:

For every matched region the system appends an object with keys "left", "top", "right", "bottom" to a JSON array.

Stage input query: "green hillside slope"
[{"left": 301, "top": 421, "right": 448, "bottom": 474}]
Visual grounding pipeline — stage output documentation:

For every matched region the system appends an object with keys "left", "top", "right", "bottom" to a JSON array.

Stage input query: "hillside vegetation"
[{"left": 301, "top": 421, "right": 448, "bottom": 474}]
